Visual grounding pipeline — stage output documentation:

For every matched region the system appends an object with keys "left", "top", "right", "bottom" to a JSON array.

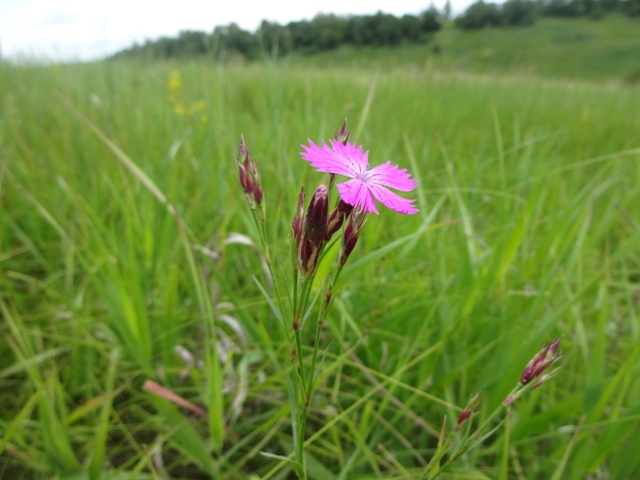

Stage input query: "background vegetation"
[
  {"left": 110, "top": 0, "right": 640, "bottom": 61},
  {"left": 1, "top": 11, "right": 640, "bottom": 480}
]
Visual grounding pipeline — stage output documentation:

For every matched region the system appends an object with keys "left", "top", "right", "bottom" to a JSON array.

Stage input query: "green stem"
[
  {"left": 294, "top": 329, "right": 308, "bottom": 399},
  {"left": 307, "top": 320, "right": 324, "bottom": 396},
  {"left": 297, "top": 406, "right": 308, "bottom": 479}
]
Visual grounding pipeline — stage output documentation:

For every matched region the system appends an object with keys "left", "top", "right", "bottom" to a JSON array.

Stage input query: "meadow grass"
[{"left": 1, "top": 56, "right": 640, "bottom": 479}]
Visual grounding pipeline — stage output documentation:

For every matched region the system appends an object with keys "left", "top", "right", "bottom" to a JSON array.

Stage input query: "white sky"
[{"left": 0, "top": 0, "right": 471, "bottom": 62}]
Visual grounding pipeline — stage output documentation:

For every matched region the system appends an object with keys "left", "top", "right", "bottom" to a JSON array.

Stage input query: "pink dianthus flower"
[{"left": 301, "top": 139, "right": 418, "bottom": 215}]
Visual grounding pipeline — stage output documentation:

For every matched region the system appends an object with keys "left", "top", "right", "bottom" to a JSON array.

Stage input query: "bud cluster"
[
  {"left": 503, "top": 337, "right": 562, "bottom": 406},
  {"left": 289, "top": 120, "right": 368, "bottom": 280}
]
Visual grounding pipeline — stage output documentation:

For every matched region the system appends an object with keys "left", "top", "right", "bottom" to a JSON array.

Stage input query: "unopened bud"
[
  {"left": 335, "top": 119, "right": 350, "bottom": 145},
  {"left": 520, "top": 338, "right": 562, "bottom": 386},
  {"left": 455, "top": 391, "right": 481, "bottom": 431},
  {"left": 326, "top": 199, "right": 354, "bottom": 241},
  {"left": 236, "top": 136, "right": 263, "bottom": 208},
  {"left": 324, "top": 289, "right": 332, "bottom": 308},
  {"left": 299, "top": 185, "right": 329, "bottom": 278},
  {"left": 339, "top": 210, "right": 366, "bottom": 267},
  {"left": 291, "top": 187, "right": 305, "bottom": 249},
  {"left": 304, "top": 185, "right": 329, "bottom": 245}
]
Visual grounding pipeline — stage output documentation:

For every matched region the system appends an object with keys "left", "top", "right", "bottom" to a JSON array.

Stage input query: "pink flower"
[{"left": 301, "top": 139, "right": 418, "bottom": 215}]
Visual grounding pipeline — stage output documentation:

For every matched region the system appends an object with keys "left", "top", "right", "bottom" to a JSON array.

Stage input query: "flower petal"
[
  {"left": 368, "top": 183, "right": 419, "bottom": 214},
  {"left": 367, "top": 161, "right": 418, "bottom": 192},
  {"left": 301, "top": 140, "right": 367, "bottom": 178},
  {"left": 337, "top": 180, "right": 379, "bottom": 215}
]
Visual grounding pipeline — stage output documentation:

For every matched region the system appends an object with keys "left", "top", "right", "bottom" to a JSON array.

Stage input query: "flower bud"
[
  {"left": 339, "top": 210, "right": 366, "bottom": 267},
  {"left": 299, "top": 185, "right": 329, "bottom": 278},
  {"left": 326, "top": 199, "right": 354, "bottom": 241},
  {"left": 236, "top": 136, "right": 263, "bottom": 208},
  {"left": 520, "top": 338, "right": 562, "bottom": 386},
  {"left": 291, "top": 186, "right": 305, "bottom": 249},
  {"left": 304, "top": 185, "right": 329, "bottom": 245},
  {"left": 335, "top": 119, "right": 350, "bottom": 145},
  {"left": 455, "top": 391, "right": 481, "bottom": 431}
]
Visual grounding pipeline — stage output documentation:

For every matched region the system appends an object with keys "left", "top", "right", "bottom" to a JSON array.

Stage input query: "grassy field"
[{"left": 1, "top": 24, "right": 640, "bottom": 479}]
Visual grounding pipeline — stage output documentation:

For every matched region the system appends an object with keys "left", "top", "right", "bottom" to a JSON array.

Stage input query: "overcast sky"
[{"left": 0, "top": 0, "right": 472, "bottom": 62}]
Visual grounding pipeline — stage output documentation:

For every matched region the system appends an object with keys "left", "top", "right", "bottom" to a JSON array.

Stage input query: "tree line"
[
  {"left": 111, "top": 0, "right": 638, "bottom": 60},
  {"left": 112, "top": 9, "right": 442, "bottom": 60},
  {"left": 456, "top": 0, "right": 638, "bottom": 29}
]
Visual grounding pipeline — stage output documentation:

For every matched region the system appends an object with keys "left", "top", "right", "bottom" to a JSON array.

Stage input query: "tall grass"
[{"left": 1, "top": 58, "right": 640, "bottom": 478}]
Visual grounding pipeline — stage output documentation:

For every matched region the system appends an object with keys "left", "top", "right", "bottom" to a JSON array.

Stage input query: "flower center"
[{"left": 354, "top": 163, "right": 370, "bottom": 181}]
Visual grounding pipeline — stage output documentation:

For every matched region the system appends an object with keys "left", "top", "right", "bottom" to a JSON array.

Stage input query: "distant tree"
[
  {"left": 443, "top": 0, "right": 453, "bottom": 20},
  {"left": 598, "top": 0, "right": 621, "bottom": 12},
  {"left": 456, "top": 0, "right": 503, "bottom": 29},
  {"left": 257, "top": 20, "right": 291, "bottom": 56},
  {"left": 399, "top": 15, "right": 422, "bottom": 42},
  {"left": 213, "top": 23, "right": 258, "bottom": 59},
  {"left": 175, "top": 30, "right": 209, "bottom": 56},
  {"left": 502, "top": 0, "right": 537, "bottom": 25},
  {"left": 621, "top": 0, "right": 640, "bottom": 15},
  {"left": 345, "top": 16, "right": 369, "bottom": 45},
  {"left": 288, "top": 20, "right": 316, "bottom": 49},
  {"left": 364, "top": 11, "right": 403, "bottom": 46},
  {"left": 420, "top": 6, "right": 443, "bottom": 32},
  {"left": 310, "top": 14, "right": 348, "bottom": 50},
  {"left": 538, "top": 0, "right": 583, "bottom": 17},
  {"left": 154, "top": 37, "right": 177, "bottom": 58}
]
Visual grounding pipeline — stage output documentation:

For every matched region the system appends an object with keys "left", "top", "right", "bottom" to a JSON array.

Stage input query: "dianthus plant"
[{"left": 237, "top": 121, "right": 417, "bottom": 478}]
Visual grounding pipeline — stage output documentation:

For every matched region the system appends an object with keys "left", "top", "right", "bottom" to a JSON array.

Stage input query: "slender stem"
[
  {"left": 294, "top": 329, "right": 308, "bottom": 399},
  {"left": 293, "top": 270, "right": 299, "bottom": 317},
  {"left": 251, "top": 210, "right": 290, "bottom": 325},
  {"left": 297, "top": 406, "right": 308, "bottom": 479},
  {"left": 307, "top": 320, "right": 324, "bottom": 395}
]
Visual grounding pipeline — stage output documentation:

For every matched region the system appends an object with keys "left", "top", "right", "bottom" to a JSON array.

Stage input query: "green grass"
[
  {"left": 1, "top": 51, "right": 640, "bottom": 479},
  {"left": 291, "top": 14, "right": 640, "bottom": 83}
]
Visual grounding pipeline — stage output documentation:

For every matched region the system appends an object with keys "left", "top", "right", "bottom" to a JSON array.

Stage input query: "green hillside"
[{"left": 290, "top": 15, "right": 640, "bottom": 83}]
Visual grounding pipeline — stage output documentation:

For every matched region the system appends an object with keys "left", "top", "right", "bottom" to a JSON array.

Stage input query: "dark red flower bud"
[
  {"left": 236, "top": 136, "right": 263, "bottom": 208},
  {"left": 335, "top": 119, "right": 350, "bottom": 145},
  {"left": 339, "top": 210, "right": 366, "bottom": 267},
  {"left": 299, "top": 185, "right": 329, "bottom": 278},
  {"left": 324, "top": 289, "right": 332, "bottom": 308},
  {"left": 520, "top": 338, "right": 562, "bottom": 386},
  {"left": 253, "top": 185, "right": 263, "bottom": 205},
  {"left": 304, "top": 185, "right": 329, "bottom": 246},
  {"left": 326, "top": 199, "right": 354, "bottom": 241},
  {"left": 238, "top": 150, "right": 253, "bottom": 196},
  {"left": 455, "top": 392, "right": 481, "bottom": 431}
]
